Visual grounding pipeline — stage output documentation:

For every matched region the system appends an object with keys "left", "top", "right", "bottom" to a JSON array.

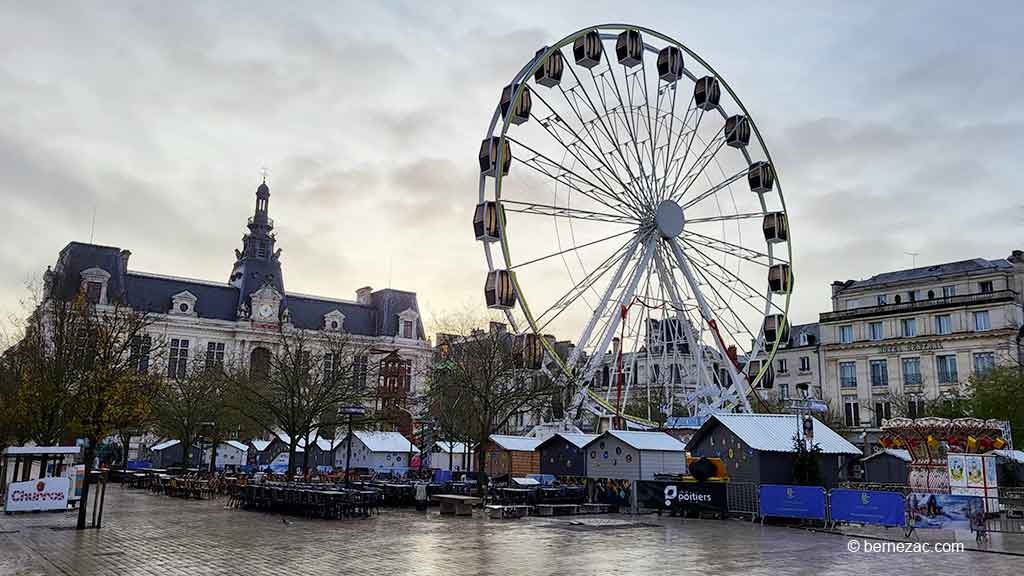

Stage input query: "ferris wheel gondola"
[{"left": 475, "top": 24, "right": 793, "bottom": 428}]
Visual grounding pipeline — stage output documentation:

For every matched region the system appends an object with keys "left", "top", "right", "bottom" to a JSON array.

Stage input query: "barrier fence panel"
[
  {"left": 759, "top": 485, "right": 827, "bottom": 521},
  {"left": 726, "top": 482, "right": 759, "bottom": 517},
  {"left": 636, "top": 480, "right": 727, "bottom": 515},
  {"left": 829, "top": 489, "right": 906, "bottom": 527}
]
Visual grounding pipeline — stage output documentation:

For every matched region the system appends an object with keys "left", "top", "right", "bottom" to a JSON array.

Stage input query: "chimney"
[
  {"left": 356, "top": 286, "right": 373, "bottom": 305},
  {"left": 120, "top": 249, "right": 131, "bottom": 276},
  {"left": 1009, "top": 250, "right": 1024, "bottom": 265}
]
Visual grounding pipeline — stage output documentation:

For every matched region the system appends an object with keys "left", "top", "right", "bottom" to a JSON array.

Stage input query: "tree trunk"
[
  {"left": 302, "top": 447, "right": 310, "bottom": 480},
  {"left": 76, "top": 443, "right": 96, "bottom": 530},
  {"left": 120, "top": 434, "right": 131, "bottom": 472},
  {"left": 287, "top": 443, "right": 297, "bottom": 480},
  {"left": 209, "top": 442, "right": 218, "bottom": 474},
  {"left": 475, "top": 440, "right": 487, "bottom": 498}
]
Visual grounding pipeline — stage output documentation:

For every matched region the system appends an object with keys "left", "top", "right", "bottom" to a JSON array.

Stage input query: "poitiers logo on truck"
[{"left": 663, "top": 485, "right": 713, "bottom": 507}]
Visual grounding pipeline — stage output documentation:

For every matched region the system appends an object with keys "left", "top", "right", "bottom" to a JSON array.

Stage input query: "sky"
[{"left": 1, "top": 1, "right": 1022, "bottom": 339}]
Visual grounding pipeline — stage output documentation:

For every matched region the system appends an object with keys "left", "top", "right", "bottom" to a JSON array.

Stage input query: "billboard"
[
  {"left": 907, "top": 492, "right": 983, "bottom": 530},
  {"left": 829, "top": 489, "right": 905, "bottom": 527},
  {"left": 5, "top": 477, "right": 71, "bottom": 512},
  {"left": 636, "top": 480, "right": 727, "bottom": 514},
  {"left": 759, "top": 484, "right": 827, "bottom": 520}
]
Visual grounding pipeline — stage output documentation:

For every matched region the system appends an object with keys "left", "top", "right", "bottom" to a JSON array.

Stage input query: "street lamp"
[{"left": 338, "top": 405, "right": 366, "bottom": 486}]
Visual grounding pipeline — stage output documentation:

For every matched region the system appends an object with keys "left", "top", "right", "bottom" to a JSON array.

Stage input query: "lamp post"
[{"left": 339, "top": 405, "right": 366, "bottom": 487}]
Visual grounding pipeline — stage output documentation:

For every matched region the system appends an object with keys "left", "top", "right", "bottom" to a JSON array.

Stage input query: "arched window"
[{"left": 250, "top": 347, "right": 271, "bottom": 380}]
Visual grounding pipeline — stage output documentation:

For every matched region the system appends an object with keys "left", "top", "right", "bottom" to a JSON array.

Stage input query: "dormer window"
[
  {"left": 323, "top": 310, "right": 346, "bottom": 332},
  {"left": 80, "top": 267, "right": 111, "bottom": 305},
  {"left": 170, "top": 291, "right": 198, "bottom": 316},
  {"left": 397, "top": 308, "right": 419, "bottom": 340}
]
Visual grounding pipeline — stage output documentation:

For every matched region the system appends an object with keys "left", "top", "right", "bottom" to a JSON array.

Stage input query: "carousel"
[{"left": 880, "top": 417, "right": 1008, "bottom": 491}]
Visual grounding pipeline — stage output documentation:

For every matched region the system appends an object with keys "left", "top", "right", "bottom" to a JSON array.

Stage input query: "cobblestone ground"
[{"left": 2, "top": 490, "right": 1021, "bottom": 575}]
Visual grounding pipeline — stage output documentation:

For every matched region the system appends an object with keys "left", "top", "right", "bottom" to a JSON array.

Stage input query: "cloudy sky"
[{"left": 1, "top": 1, "right": 1021, "bottom": 338}]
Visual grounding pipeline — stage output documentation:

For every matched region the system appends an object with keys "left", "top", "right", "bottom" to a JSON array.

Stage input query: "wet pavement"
[{"left": 2, "top": 489, "right": 1021, "bottom": 575}]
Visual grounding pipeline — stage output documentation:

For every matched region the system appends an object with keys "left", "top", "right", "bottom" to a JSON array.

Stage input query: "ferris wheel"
[{"left": 474, "top": 24, "right": 793, "bottom": 428}]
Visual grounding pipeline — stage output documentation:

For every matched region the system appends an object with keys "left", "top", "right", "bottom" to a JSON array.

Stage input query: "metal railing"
[
  {"left": 821, "top": 290, "right": 1018, "bottom": 322},
  {"left": 727, "top": 482, "right": 759, "bottom": 517}
]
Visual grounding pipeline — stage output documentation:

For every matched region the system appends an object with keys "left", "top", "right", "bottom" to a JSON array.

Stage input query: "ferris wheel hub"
[{"left": 655, "top": 199, "right": 685, "bottom": 238}]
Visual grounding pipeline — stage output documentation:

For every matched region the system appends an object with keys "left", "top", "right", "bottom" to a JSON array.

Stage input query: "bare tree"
[
  {"left": 424, "top": 314, "right": 561, "bottom": 494},
  {"left": 230, "top": 329, "right": 375, "bottom": 480}
]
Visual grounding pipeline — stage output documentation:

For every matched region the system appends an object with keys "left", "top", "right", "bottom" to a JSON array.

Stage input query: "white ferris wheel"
[{"left": 474, "top": 24, "right": 793, "bottom": 429}]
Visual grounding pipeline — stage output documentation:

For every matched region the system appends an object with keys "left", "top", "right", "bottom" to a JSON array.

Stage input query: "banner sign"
[
  {"left": 907, "top": 492, "right": 983, "bottom": 529},
  {"left": 637, "top": 480, "right": 727, "bottom": 514},
  {"left": 5, "top": 477, "right": 71, "bottom": 512},
  {"left": 829, "top": 489, "right": 905, "bottom": 527},
  {"left": 759, "top": 484, "right": 827, "bottom": 520}
]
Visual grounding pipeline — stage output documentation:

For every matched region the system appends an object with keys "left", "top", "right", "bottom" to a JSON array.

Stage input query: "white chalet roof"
[
  {"left": 489, "top": 435, "right": 543, "bottom": 452},
  {"left": 587, "top": 431, "right": 686, "bottom": 452},
  {"left": 699, "top": 414, "right": 861, "bottom": 455},
  {"left": 353, "top": 431, "right": 420, "bottom": 454},
  {"left": 543, "top": 433, "right": 599, "bottom": 449},
  {"left": 224, "top": 441, "right": 249, "bottom": 453},
  {"left": 151, "top": 439, "right": 180, "bottom": 452},
  {"left": 250, "top": 440, "right": 272, "bottom": 452},
  {"left": 2, "top": 446, "right": 81, "bottom": 456},
  {"left": 988, "top": 449, "right": 1024, "bottom": 464}
]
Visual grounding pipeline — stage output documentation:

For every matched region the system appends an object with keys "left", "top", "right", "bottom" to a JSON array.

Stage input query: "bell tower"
[{"left": 229, "top": 176, "right": 285, "bottom": 318}]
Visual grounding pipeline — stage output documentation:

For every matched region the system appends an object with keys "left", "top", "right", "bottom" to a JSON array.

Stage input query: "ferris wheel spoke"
[
  {"left": 680, "top": 166, "right": 752, "bottom": 210},
  {"left": 606, "top": 64, "right": 655, "bottom": 203},
  {"left": 508, "top": 138, "right": 637, "bottom": 217},
  {"left": 527, "top": 89, "right": 644, "bottom": 207},
  {"left": 681, "top": 229, "right": 781, "bottom": 267},
  {"left": 579, "top": 235, "right": 656, "bottom": 384},
  {"left": 653, "top": 247, "right": 715, "bottom": 402},
  {"left": 666, "top": 239, "right": 753, "bottom": 412},
  {"left": 564, "top": 63, "right": 655, "bottom": 210},
  {"left": 681, "top": 249, "right": 760, "bottom": 344},
  {"left": 510, "top": 228, "right": 636, "bottom": 271},
  {"left": 668, "top": 129, "right": 728, "bottom": 203},
  {"left": 662, "top": 107, "right": 706, "bottom": 201},
  {"left": 682, "top": 238, "right": 786, "bottom": 317},
  {"left": 656, "top": 90, "right": 694, "bottom": 203},
  {"left": 685, "top": 211, "right": 765, "bottom": 225},
  {"left": 500, "top": 200, "right": 639, "bottom": 225}
]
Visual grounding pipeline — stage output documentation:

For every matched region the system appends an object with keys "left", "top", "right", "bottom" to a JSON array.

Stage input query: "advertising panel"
[
  {"left": 965, "top": 455, "right": 985, "bottom": 488},
  {"left": 759, "top": 484, "right": 827, "bottom": 520},
  {"left": 4, "top": 477, "right": 71, "bottom": 512},
  {"left": 829, "top": 489, "right": 905, "bottom": 527},
  {"left": 636, "top": 480, "right": 727, "bottom": 514},
  {"left": 907, "top": 492, "right": 983, "bottom": 529},
  {"left": 946, "top": 454, "right": 966, "bottom": 488}
]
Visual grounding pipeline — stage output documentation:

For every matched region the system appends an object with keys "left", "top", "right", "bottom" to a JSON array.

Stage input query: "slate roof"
[
  {"left": 353, "top": 431, "right": 420, "bottom": 454},
  {"left": 489, "top": 435, "right": 543, "bottom": 452},
  {"left": 51, "top": 241, "right": 425, "bottom": 338},
  {"left": 787, "top": 323, "right": 820, "bottom": 347},
  {"left": 836, "top": 258, "right": 1013, "bottom": 292},
  {"left": 586, "top": 430, "right": 687, "bottom": 452},
  {"left": 537, "top": 433, "right": 599, "bottom": 450},
  {"left": 688, "top": 413, "right": 861, "bottom": 455}
]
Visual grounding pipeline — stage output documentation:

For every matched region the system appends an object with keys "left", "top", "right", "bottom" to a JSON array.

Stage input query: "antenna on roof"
[{"left": 904, "top": 251, "right": 920, "bottom": 268}]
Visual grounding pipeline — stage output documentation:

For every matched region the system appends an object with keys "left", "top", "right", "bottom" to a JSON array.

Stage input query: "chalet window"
[
  {"left": 130, "top": 335, "right": 151, "bottom": 374},
  {"left": 843, "top": 398, "right": 860, "bottom": 427},
  {"left": 167, "top": 338, "right": 189, "bottom": 379},
  {"left": 85, "top": 281, "right": 102, "bottom": 304}
]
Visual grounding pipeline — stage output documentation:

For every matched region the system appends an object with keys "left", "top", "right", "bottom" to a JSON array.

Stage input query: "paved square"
[{"left": 1, "top": 490, "right": 1020, "bottom": 575}]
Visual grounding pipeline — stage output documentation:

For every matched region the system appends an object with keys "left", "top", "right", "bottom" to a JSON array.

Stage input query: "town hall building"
[{"left": 41, "top": 178, "right": 432, "bottom": 436}]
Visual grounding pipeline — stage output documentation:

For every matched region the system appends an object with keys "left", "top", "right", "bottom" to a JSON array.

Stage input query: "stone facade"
[{"left": 41, "top": 179, "right": 432, "bottom": 438}]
